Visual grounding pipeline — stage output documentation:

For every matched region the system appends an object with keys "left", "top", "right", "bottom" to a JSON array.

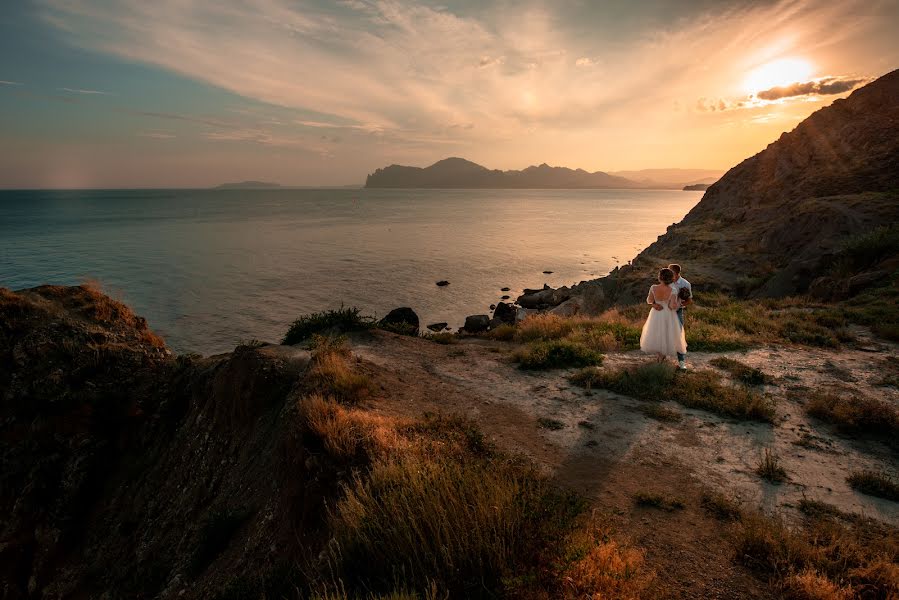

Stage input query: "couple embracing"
[{"left": 639, "top": 263, "right": 692, "bottom": 370}]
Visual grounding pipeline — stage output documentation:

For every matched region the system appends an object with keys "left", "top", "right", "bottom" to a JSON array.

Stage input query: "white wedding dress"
[{"left": 639, "top": 285, "right": 687, "bottom": 357}]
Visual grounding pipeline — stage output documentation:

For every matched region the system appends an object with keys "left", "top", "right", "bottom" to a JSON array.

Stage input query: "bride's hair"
[{"left": 658, "top": 268, "right": 675, "bottom": 284}]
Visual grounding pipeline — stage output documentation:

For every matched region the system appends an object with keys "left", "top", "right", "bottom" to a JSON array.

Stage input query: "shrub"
[
  {"left": 300, "top": 394, "right": 396, "bottom": 462},
  {"left": 756, "top": 449, "right": 787, "bottom": 483},
  {"left": 847, "top": 470, "right": 899, "bottom": 502},
  {"left": 833, "top": 225, "right": 899, "bottom": 272},
  {"left": 709, "top": 357, "right": 773, "bottom": 385},
  {"left": 485, "top": 324, "right": 516, "bottom": 341},
  {"left": 425, "top": 332, "right": 457, "bottom": 344},
  {"left": 283, "top": 306, "right": 374, "bottom": 345},
  {"left": 514, "top": 340, "right": 603, "bottom": 370},
  {"left": 537, "top": 417, "right": 564, "bottom": 430}
]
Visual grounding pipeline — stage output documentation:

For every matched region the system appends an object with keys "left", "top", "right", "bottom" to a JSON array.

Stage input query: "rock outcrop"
[{"left": 574, "top": 69, "right": 899, "bottom": 306}]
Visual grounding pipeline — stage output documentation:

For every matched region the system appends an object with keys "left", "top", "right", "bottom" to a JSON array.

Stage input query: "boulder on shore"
[
  {"left": 426, "top": 322, "right": 448, "bottom": 332},
  {"left": 492, "top": 302, "right": 516, "bottom": 325},
  {"left": 463, "top": 314, "right": 490, "bottom": 333},
  {"left": 516, "top": 307, "right": 538, "bottom": 323},
  {"left": 517, "top": 284, "right": 571, "bottom": 309},
  {"left": 381, "top": 307, "right": 420, "bottom": 334}
]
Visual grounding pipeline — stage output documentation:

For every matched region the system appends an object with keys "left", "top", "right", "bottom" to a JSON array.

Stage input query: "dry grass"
[
  {"left": 633, "top": 491, "right": 685, "bottom": 511},
  {"left": 709, "top": 357, "right": 773, "bottom": 385},
  {"left": 756, "top": 449, "right": 788, "bottom": 483},
  {"left": 300, "top": 394, "right": 400, "bottom": 462},
  {"left": 734, "top": 502, "right": 899, "bottom": 598},
  {"left": 513, "top": 339, "right": 603, "bottom": 370},
  {"left": 555, "top": 520, "right": 653, "bottom": 600},
  {"left": 846, "top": 470, "right": 899, "bottom": 502},
  {"left": 803, "top": 390, "right": 899, "bottom": 441},
  {"left": 700, "top": 491, "right": 742, "bottom": 521},
  {"left": 308, "top": 335, "right": 373, "bottom": 404},
  {"left": 572, "top": 361, "right": 776, "bottom": 422},
  {"left": 325, "top": 453, "right": 579, "bottom": 597},
  {"left": 641, "top": 403, "right": 682, "bottom": 422}
]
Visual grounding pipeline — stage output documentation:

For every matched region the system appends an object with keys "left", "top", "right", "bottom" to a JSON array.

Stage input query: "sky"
[{"left": 1, "top": 0, "right": 897, "bottom": 188}]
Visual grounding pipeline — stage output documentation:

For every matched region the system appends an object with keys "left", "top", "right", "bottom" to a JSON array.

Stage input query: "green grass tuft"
[{"left": 283, "top": 306, "right": 374, "bottom": 345}]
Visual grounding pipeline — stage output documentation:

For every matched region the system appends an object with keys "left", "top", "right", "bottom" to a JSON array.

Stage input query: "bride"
[{"left": 640, "top": 267, "right": 687, "bottom": 360}]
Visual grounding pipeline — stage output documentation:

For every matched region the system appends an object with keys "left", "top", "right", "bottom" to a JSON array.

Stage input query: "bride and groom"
[{"left": 639, "top": 263, "right": 692, "bottom": 370}]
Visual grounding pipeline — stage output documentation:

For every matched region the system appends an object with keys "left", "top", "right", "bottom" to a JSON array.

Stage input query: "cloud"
[
  {"left": 0, "top": 80, "right": 24, "bottom": 86},
  {"left": 59, "top": 87, "right": 109, "bottom": 94},
  {"left": 756, "top": 76, "right": 868, "bottom": 100},
  {"left": 34, "top": 0, "right": 897, "bottom": 174}
]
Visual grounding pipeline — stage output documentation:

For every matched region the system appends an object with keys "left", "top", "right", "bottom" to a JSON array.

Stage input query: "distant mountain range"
[
  {"left": 214, "top": 181, "right": 281, "bottom": 189},
  {"left": 365, "top": 158, "right": 722, "bottom": 189}
]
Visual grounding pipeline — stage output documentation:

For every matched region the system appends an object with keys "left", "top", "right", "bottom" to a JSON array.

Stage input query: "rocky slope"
[
  {"left": 582, "top": 68, "right": 899, "bottom": 305},
  {"left": 365, "top": 157, "right": 641, "bottom": 188}
]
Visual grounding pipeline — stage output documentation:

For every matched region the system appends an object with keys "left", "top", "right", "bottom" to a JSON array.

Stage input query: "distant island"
[
  {"left": 214, "top": 181, "right": 281, "bottom": 190},
  {"left": 365, "top": 158, "right": 725, "bottom": 190},
  {"left": 682, "top": 183, "right": 710, "bottom": 191}
]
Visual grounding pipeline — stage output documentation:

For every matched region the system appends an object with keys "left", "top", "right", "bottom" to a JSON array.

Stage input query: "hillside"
[
  {"left": 365, "top": 157, "right": 641, "bottom": 188},
  {"left": 580, "top": 68, "right": 899, "bottom": 304}
]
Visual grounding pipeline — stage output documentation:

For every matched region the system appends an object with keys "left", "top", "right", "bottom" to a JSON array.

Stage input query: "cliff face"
[
  {"left": 0, "top": 285, "right": 331, "bottom": 598},
  {"left": 365, "top": 157, "right": 640, "bottom": 188},
  {"left": 594, "top": 68, "right": 899, "bottom": 303}
]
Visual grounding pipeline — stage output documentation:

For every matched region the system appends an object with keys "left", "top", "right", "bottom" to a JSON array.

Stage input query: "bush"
[
  {"left": 283, "top": 306, "right": 374, "bottom": 345},
  {"left": 833, "top": 225, "right": 899, "bottom": 272},
  {"left": 514, "top": 340, "right": 603, "bottom": 370}
]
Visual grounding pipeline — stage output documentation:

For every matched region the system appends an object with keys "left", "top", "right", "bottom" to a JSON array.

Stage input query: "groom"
[{"left": 669, "top": 263, "right": 692, "bottom": 370}]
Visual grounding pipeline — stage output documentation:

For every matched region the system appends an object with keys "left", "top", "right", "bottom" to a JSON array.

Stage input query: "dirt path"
[{"left": 349, "top": 329, "right": 898, "bottom": 598}]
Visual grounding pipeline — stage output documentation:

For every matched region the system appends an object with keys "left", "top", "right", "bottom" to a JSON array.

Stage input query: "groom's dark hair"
[{"left": 668, "top": 263, "right": 681, "bottom": 275}]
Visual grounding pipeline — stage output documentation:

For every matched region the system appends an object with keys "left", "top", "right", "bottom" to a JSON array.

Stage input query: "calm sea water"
[{"left": 0, "top": 188, "right": 700, "bottom": 354}]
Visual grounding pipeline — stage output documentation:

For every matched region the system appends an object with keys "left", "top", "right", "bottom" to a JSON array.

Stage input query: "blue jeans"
[{"left": 676, "top": 308, "right": 686, "bottom": 362}]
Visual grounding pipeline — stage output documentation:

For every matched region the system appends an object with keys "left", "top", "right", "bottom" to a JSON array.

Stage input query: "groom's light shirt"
[{"left": 672, "top": 277, "right": 692, "bottom": 304}]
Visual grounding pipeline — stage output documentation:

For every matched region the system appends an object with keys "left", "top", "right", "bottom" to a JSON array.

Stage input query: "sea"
[{"left": 0, "top": 188, "right": 701, "bottom": 355}]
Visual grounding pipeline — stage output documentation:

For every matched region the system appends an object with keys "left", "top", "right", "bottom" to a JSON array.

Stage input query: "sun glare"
[{"left": 743, "top": 58, "right": 814, "bottom": 95}]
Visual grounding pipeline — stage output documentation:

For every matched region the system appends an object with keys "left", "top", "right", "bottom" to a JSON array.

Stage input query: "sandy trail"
[
  {"left": 352, "top": 329, "right": 898, "bottom": 523},
  {"left": 349, "top": 329, "right": 897, "bottom": 597}
]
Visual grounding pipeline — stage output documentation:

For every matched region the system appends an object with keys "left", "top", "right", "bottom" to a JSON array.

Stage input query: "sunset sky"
[{"left": 1, "top": 0, "right": 897, "bottom": 188}]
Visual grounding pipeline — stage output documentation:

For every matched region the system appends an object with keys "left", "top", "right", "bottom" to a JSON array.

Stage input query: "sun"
[{"left": 743, "top": 58, "right": 814, "bottom": 95}]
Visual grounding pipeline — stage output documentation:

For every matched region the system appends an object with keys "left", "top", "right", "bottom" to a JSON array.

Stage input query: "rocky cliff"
[
  {"left": 584, "top": 68, "right": 899, "bottom": 304},
  {"left": 0, "top": 285, "right": 343, "bottom": 598}
]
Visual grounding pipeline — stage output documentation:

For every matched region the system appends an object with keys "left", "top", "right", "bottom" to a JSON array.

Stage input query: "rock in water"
[
  {"left": 436, "top": 280, "right": 450, "bottom": 287},
  {"left": 381, "top": 307, "right": 420, "bottom": 334},
  {"left": 427, "top": 322, "right": 448, "bottom": 332},
  {"left": 463, "top": 314, "right": 490, "bottom": 333},
  {"left": 500, "top": 287, "right": 511, "bottom": 291}
]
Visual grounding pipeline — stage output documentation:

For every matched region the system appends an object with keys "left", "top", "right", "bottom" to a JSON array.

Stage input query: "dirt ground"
[{"left": 347, "top": 328, "right": 898, "bottom": 599}]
